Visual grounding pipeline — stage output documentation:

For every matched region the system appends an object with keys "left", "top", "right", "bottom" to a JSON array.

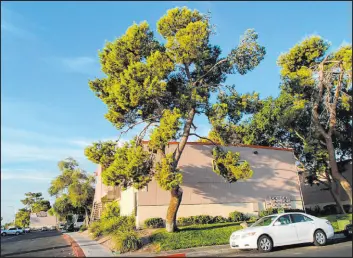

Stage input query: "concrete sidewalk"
[{"left": 66, "top": 232, "right": 114, "bottom": 257}]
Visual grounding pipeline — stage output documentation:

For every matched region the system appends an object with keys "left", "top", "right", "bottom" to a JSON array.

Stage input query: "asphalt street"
[{"left": 0, "top": 230, "right": 74, "bottom": 257}]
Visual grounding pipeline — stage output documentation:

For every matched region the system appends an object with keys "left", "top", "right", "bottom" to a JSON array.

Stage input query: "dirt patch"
[{"left": 135, "top": 228, "right": 160, "bottom": 253}]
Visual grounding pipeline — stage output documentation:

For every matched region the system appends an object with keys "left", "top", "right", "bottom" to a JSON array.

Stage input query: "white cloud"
[
  {"left": 1, "top": 141, "right": 85, "bottom": 164},
  {"left": 59, "top": 56, "right": 99, "bottom": 75},
  {"left": 1, "top": 126, "right": 124, "bottom": 165},
  {"left": 1, "top": 168, "right": 55, "bottom": 181},
  {"left": 1, "top": 6, "right": 36, "bottom": 40}
]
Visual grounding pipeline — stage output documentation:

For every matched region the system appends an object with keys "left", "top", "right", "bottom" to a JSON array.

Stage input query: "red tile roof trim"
[{"left": 141, "top": 141, "right": 293, "bottom": 152}]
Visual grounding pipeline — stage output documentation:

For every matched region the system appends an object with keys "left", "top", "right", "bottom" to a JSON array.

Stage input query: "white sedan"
[{"left": 229, "top": 212, "right": 334, "bottom": 252}]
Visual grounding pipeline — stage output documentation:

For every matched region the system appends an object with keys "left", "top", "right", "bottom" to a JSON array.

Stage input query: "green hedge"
[
  {"left": 322, "top": 214, "right": 352, "bottom": 232},
  {"left": 144, "top": 218, "right": 164, "bottom": 228},
  {"left": 177, "top": 213, "right": 257, "bottom": 226},
  {"left": 259, "top": 208, "right": 304, "bottom": 217},
  {"left": 228, "top": 211, "right": 246, "bottom": 222}
]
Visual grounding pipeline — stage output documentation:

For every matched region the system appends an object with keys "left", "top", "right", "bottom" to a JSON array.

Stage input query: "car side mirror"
[{"left": 273, "top": 221, "right": 281, "bottom": 226}]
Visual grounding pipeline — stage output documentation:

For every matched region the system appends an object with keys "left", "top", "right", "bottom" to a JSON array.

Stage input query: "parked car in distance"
[
  {"left": 229, "top": 212, "right": 334, "bottom": 252},
  {"left": 50, "top": 226, "right": 56, "bottom": 230},
  {"left": 24, "top": 227, "right": 31, "bottom": 233},
  {"left": 41, "top": 226, "right": 48, "bottom": 231},
  {"left": 1, "top": 227, "right": 24, "bottom": 236}
]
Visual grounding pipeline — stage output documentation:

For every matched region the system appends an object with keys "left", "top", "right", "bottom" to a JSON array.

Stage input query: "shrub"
[
  {"left": 144, "top": 218, "right": 164, "bottom": 228},
  {"left": 177, "top": 215, "right": 219, "bottom": 226},
  {"left": 285, "top": 209, "right": 304, "bottom": 213},
  {"left": 228, "top": 211, "right": 246, "bottom": 222},
  {"left": 101, "top": 201, "right": 120, "bottom": 220},
  {"left": 177, "top": 217, "right": 193, "bottom": 226},
  {"left": 193, "top": 215, "right": 214, "bottom": 224},
  {"left": 323, "top": 204, "right": 338, "bottom": 215},
  {"left": 177, "top": 215, "right": 232, "bottom": 226},
  {"left": 259, "top": 208, "right": 305, "bottom": 218},
  {"left": 306, "top": 205, "right": 322, "bottom": 216},
  {"left": 101, "top": 216, "right": 135, "bottom": 235},
  {"left": 212, "top": 216, "right": 228, "bottom": 224},
  {"left": 89, "top": 221, "right": 103, "bottom": 238},
  {"left": 343, "top": 205, "right": 352, "bottom": 213},
  {"left": 67, "top": 223, "right": 75, "bottom": 232},
  {"left": 79, "top": 225, "right": 88, "bottom": 232},
  {"left": 260, "top": 208, "right": 280, "bottom": 217},
  {"left": 112, "top": 230, "right": 141, "bottom": 253},
  {"left": 247, "top": 215, "right": 258, "bottom": 222}
]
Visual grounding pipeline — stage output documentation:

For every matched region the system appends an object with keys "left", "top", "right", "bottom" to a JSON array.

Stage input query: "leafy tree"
[
  {"left": 20, "top": 192, "right": 51, "bottom": 213},
  {"left": 49, "top": 158, "right": 95, "bottom": 226},
  {"left": 15, "top": 208, "right": 30, "bottom": 228},
  {"left": 21, "top": 192, "right": 43, "bottom": 212},
  {"left": 85, "top": 7, "right": 265, "bottom": 232},
  {"left": 3, "top": 222, "right": 13, "bottom": 229},
  {"left": 206, "top": 36, "right": 352, "bottom": 209},
  {"left": 49, "top": 194, "right": 77, "bottom": 222},
  {"left": 276, "top": 36, "right": 352, "bottom": 204},
  {"left": 31, "top": 200, "right": 51, "bottom": 213}
]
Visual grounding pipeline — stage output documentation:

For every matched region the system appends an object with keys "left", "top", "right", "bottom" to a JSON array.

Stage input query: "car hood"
[{"left": 233, "top": 226, "right": 266, "bottom": 234}]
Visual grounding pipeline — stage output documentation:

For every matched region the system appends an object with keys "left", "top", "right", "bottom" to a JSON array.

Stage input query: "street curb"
[
  {"left": 160, "top": 254, "right": 186, "bottom": 257},
  {"left": 63, "top": 233, "right": 86, "bottom": 257}
]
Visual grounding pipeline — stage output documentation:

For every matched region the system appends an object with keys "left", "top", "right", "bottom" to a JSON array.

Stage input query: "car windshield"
[{"left": 251, "top": 215, "right": 278, "bottom": 227}]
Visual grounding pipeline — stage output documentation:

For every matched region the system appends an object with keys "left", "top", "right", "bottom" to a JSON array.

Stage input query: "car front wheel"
[
  {"left": 313, "top": 229, "right": 327, "bottom": 246},
  {"left": 258, "top": 235, "right": 273, "bottom": 252}
]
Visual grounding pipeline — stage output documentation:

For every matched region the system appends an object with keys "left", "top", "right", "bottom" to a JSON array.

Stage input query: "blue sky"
[{"left": 1, "top": 1, "right": 351, "bottom": 223}]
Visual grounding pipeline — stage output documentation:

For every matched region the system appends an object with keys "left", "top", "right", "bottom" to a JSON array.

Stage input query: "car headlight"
[
  {"left": 231, "top": 234, "right": 237, "bottom": 240},
  {"left": 326, "top": 221, "right": 332, "bottom": 225},
  {"left": 242, "top": 232, "right": 256, "bottom": 238}
]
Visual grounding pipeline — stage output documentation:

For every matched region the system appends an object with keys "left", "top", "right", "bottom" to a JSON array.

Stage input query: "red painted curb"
[
  {"left": 62, "top": 233, "right": 86, "bottom": 257},
  {"left": 160, "top": 254, "right": 186, "bottom": 257}
]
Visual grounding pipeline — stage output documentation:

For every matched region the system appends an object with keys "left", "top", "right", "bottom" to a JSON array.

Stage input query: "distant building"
[
  {"left": 91, "top": 142, "right": 305, "bottom": 228},
  {"left": 30, "top": 211, "right": 57, "bottom": 229}
]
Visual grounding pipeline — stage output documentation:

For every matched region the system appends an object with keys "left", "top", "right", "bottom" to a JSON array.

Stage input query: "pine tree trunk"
[
  {"left": 166, "top": 186, "right": 183, "bottom": 233},
  {"left": 325, "top": 137, "right": 352, "bottom": 205},
  {"left": 84, "top": 208, "right": 89, "bottom": 227},
  {"left": 328, "top": 184, "right": 346, "bottom": 214},
  {"left": 164, "top": 107, "right": 195, "bottom": 232}
]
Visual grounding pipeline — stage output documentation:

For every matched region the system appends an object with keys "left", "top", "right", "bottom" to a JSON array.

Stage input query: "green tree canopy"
[
  {"left": 49, "top": 158, "right": 95, "bottom": 226},
  {"left": 205, "top": 35, "right": 352, "bottom": 209},
  {"left": 85, "top": 6, "right": 265, "bottom": 232},
  {"left": 15, "top": 208, "right": 30, "bottom": 228},
  {"left": 20, "top": 192, "right": 51, "bottom": 213}
]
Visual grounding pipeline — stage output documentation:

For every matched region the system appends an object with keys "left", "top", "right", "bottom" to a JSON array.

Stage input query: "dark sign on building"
[{"left": 266, "top": 196, "right": 292, "bottom": 209}]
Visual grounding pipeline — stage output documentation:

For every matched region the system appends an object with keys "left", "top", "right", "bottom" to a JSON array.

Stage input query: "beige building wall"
[
  {"left": 92, "top": 165, "right": 110, "bottom": 204},
  {"left": 136, "top": 143, "right": 303, "bottom": 227},
  {"left": 120, "top": 187, "right": 136, "bottom": 216},
  {"left": 30, "top": 212, "right": 57, "bottom": 229}
]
